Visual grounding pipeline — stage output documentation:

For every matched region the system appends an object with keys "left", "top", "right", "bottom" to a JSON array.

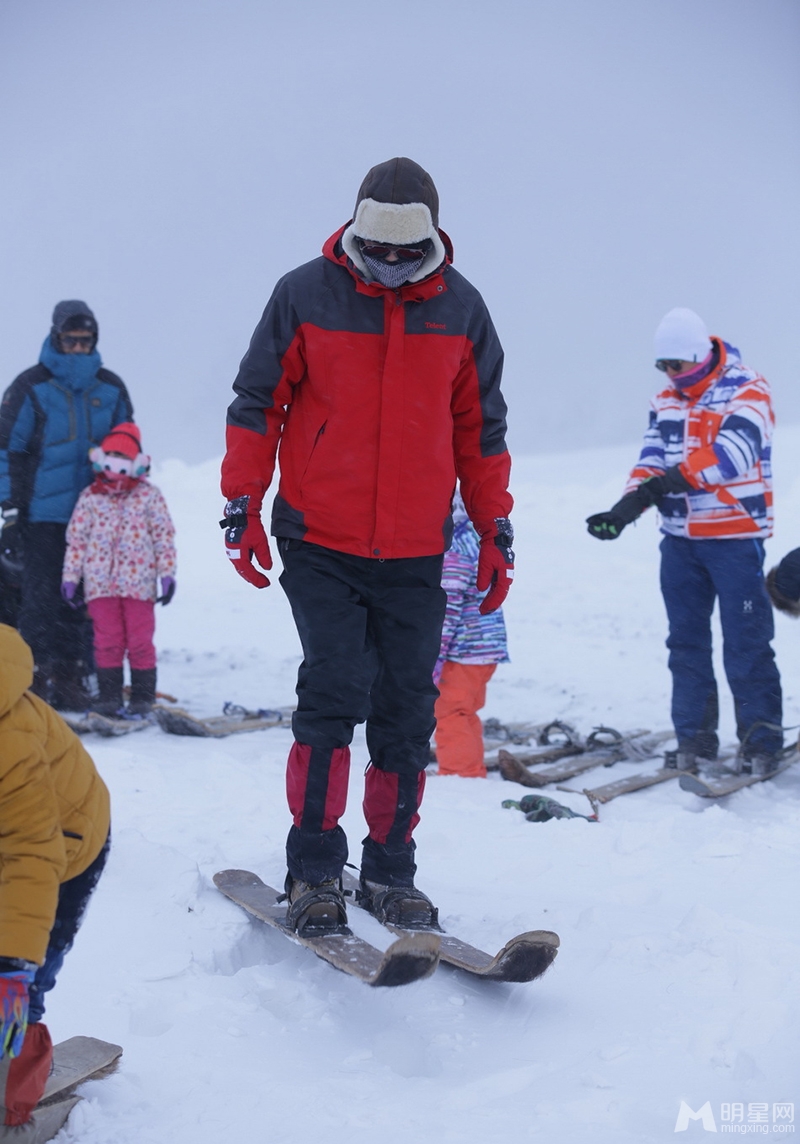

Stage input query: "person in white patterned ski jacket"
[{"left": 587, "top": 308, "right": 782, "bottom": 775}]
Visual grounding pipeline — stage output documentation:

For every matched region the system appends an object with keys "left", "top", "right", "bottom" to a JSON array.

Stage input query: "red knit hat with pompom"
[{"left": 100, "top": 422, "right": 142, "bottom": 459}]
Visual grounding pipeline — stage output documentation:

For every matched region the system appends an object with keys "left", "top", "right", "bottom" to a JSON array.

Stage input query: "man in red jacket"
[{"left": 221, "top": 157, "right": 514, "bottom": 934}]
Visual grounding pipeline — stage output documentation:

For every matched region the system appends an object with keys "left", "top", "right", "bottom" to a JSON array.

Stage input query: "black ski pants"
[
  {"left": 278, "top": 539, "right": 446, "bottom": 886},
  {"left": 19, "top": 523, "right": 91, "bottom": 670}
]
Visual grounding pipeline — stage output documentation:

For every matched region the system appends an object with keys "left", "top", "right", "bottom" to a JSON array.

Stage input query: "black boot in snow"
[
  {"left": 30, "top": 661, "right": 54, "bottom": 703},
  {"left": 128, "top": 668, "right": 157, "bottom": 715},
  {"left": 93, "top": 667, "right": 124, "bottom": 717},
  {"left": 740, "top": 752, "right": 782, "bottom": 778},
  {"left": 50, "top": 661, "right": 92, "bottom": 711},
  {"left": 356, "top": 877, "right": 439, "bottom": 931},
  {"left": 283, "top": 874, "right": 349, "bottom": 935},
  {"left": 663, "top": 749, "right": 700, "bottom": 774}
]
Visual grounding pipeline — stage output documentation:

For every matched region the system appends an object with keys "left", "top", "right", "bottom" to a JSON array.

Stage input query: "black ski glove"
[
  {"left": 766, "top": 547, "right": 800, "bottom": 617},
  {"left": 586, "top": 465, "right": 693, "bottom": 540}
]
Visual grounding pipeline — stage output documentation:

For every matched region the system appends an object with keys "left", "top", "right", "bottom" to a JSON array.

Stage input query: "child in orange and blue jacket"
[{"left": 587, "top": 308, "right": 781, "bottom": 776}]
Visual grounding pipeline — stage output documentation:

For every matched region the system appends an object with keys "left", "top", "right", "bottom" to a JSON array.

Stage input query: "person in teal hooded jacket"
[{"left": 0, "top": 301, "right": 133, "bottom": 708}]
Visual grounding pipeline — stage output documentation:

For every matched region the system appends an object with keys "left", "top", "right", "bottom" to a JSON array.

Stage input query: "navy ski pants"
[
  {"left": 28, "top": 832, "right": 110, "bottom": 1024},
  {"left": 278, "top": 539, "right": 446, "bottom": 887},
  {"left": 659, "top": 535, "right": 782, "bottom": 758}
]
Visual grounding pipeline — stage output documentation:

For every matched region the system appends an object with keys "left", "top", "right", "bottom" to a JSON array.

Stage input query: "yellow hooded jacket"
[{"left": 0, "top": 624, "right": 110, "bottom": 964}]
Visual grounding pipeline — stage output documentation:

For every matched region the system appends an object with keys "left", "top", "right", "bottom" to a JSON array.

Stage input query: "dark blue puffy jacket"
[{"left": 0, "top": 338, "right": 133, "bottom": 523}]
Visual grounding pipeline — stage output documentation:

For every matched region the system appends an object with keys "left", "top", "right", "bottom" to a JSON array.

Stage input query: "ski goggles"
[
  {"left": 655, "top": 359, "right": 685, "bottom": 373},
  {"left": 61, "top": 333, "right": 95, "bottom": 349},
  {"left": 358, "top": 239, "right": 432, "bottom": 263}
]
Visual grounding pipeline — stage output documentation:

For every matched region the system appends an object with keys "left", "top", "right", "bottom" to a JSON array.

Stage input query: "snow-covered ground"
[{"left": 51, "top": 429, "right": 800, "bottom": 1143}]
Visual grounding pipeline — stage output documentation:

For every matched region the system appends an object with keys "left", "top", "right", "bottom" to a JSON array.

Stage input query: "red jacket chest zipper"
[{"left": 371, "top": 294, "right": 408, "bottom": 557}]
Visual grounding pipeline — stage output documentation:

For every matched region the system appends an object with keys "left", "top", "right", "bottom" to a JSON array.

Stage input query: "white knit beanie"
[{"left": 654, "top": 308, "right": 712, "bottom": 363}]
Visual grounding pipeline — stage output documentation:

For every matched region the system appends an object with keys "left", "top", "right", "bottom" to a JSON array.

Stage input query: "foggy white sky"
[{"left": 1, "top": 0, "right": 798, "bottom": 467}]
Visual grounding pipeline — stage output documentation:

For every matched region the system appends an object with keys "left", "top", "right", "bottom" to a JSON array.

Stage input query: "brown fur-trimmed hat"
[
  {"left": 342, "top": 157, "right": 446, "bottom": 284},
  {"left": 354, "top": 157, "right": 439, "bottom": 231}
]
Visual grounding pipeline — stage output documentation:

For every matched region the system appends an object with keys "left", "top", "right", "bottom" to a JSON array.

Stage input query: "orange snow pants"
[{"left": 434, "top": 661, "right": 497, "bottom": 778}]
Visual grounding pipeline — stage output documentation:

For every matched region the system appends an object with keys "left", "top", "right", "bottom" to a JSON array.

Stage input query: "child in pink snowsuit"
[{"left": 61, "top": 423, "right": 176, "bottom": 716}]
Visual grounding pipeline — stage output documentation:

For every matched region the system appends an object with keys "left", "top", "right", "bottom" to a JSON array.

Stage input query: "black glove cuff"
[
  {"left": 491, "top": 517, "right": 515, "bottom": 564},
  {"left": 493, "top": 517, "right": 514, "bottom": 546},
  {"left": 220, "top": 495, "right": 254, "bottom": 538},
  {"left": 609, "top": 489, "right": 649, "bottom": 525},
  {"left": 660, "top": 465, "right": 694, "bottom": 495},
  {"left": 219, "top": 513, "right": 248, "bottom": 531}
]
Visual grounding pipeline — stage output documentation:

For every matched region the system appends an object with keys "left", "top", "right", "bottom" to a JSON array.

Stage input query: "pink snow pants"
[{"left": 87, "top": 597, "right": 156, "bottom": 670}]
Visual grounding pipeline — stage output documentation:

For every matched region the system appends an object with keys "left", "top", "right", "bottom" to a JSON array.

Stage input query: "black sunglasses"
[
  {"left": 359, "top": 240, "right": 431, "bottom": 263},
  {"left": 61, "top": 334, "right": 94, "bottom": 348},
  {"left": 655, "top": 359, "right": 685, "bottom": 373}
]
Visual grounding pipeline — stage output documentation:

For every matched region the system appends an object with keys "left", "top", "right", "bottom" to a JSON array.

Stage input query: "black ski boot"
[
  {"left": 663, "top": 749, "right": 700, "bottom": 774},
  {"left": 50, "top": 661, "right": 91, "bottom": 711},
  {"left": 30, "top": 661, "right": 53, "bottom": 703},
  {"left": 93, "top": 667, "right": 124, "bottom": 717},
  {"left": 356, "top": 877, "right": 439, "bottom": 931},
  {"left": 128, "top": 668, "right": 156, "bottom": 715},
  {"left": 283, "top": 874, "right": 349, "bottom": 935},
  {"left": 740, "top": 752, "right": 781, "bottom": 778}
]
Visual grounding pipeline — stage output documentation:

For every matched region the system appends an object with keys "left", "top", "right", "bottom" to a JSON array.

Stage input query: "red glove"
[
  {"left": 220, "top": 496, "right": 273, "bottom": 588},
  {"left": 476, "top": 517, "right": 515, "bottom": 615}
]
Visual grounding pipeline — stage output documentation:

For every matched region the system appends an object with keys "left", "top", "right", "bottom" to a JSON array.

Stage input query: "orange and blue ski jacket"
[
  {"left": 626, "top": 338, "right": 774, "bottom": 540},
  {"left": 221, "top": 227, "right": 512, "bottom": 559}
]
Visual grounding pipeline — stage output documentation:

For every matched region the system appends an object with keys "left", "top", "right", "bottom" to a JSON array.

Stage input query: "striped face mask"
[{"left": 361, "top": 252, "right": 425, "bottom": 288}]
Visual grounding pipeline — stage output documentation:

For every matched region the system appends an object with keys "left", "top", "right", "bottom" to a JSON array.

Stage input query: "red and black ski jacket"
[{"left": 222, "top": 226, "right": 512, "bottom": 560}]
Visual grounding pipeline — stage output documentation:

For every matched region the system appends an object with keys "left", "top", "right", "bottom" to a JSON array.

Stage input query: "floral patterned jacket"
[{"left": 63, "top": 480, "right": 176, "bottom": 602}]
